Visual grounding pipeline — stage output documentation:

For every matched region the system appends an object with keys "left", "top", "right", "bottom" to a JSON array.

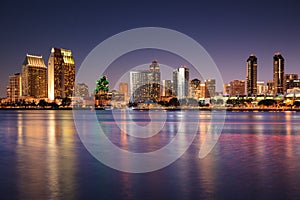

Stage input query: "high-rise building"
[
  {"left": 75, "top": 83, "right": 89, "bottom": 99},
  {"left": 246, "top": 54, "right": 257, "bottom": 96},
  {"left": 273, "top": 52, "right": 285, "bottom": 95},
  {"left": 205, "top": 79, "right": 216, "bottom": 97},
  {"left": 148, "top": 60, "right": 161, "bottom": 101},
  {"left": 130, "top": 70, "right": 150, "bottom": 103},
  {"left": 48, "top": 47, "right": 75, "bottom": 100},
  {"left": 118, "top": 82, "right": 129, "bottom": 101},
  {"left": 161, "top": 80, "right": 173, "bottom": 97},
  {"left": 22, "top": 54, "right": 47, "bottom": 98},
  {"left": 7, "top": 73, "right": 22, "bottom": 102},
  {"left": 229, "top": 80, "right": 245, "bottom": 96},
  {"left": 173, "top": 66, "right": 189, "bottom": 99},
  {"left": 129, "top": 61, "right": 161, "bottom": 103},
  {"left": 189, "top": 79, "right": 201, "bottom": 99}
]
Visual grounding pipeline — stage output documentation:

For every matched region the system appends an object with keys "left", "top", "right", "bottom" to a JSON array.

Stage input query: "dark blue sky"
[{"left": 1, "top": 0, "right": 300, "bottom": 97}]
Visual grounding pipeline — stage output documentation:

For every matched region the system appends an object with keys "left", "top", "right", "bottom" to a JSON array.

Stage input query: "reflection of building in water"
[{"left": 15, "top": 111, "right": 77, "bottom": 199}]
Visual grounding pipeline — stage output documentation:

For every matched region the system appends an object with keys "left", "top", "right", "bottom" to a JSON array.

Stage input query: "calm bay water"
[{"left": 1, "top": 110, "right": 300, "bottom": 200}]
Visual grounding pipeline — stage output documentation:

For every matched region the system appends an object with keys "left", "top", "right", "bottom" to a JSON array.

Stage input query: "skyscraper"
[
  {"left": 130, "top": 70, "right": 150, "bottom": 103},
  {"left": 273, "top": 52, "right": 285, "bottom": 95},
  {"left": 149, "top": 60, "right": 161, "bottom": 101},
  {"left": 48, "top": 48, "right": 75, "bottom": 100},
  {"left": 205, "top": 79, "right": 216, "bottom": 97},
  {"left": 246, "top": 54, "right": 257, "bottom": 96},
  {"left": 129, "top": 61, "right": 161, "bottom": 103},
  {"left": 173, "top": 66, "right": 189, "bottom": 99},
  {"left": 7, "top": 73, "right": 22, "bottom": 102},
  {"left": 22, "top": 54, "right": 47, "bottom": 98}
]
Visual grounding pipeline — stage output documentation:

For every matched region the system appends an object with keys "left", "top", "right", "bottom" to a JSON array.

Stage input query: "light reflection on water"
[{"left": 0, "top": 110, "right": 300, "bottom": 199}]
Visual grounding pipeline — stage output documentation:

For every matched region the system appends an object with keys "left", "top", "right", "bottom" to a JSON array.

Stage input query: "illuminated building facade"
[
  {"left": 149, "top": 60, "right": 161, "bottom": 101},
  {"left": 223, "top": 84, "right": 230, "bottom": 96},
  {"left": 118, "top": 82, "right": 129, "bottom": 101},
  {"left": 48, "top": 48, "right": 75, "bottom": 100},
  {"left": 161, "top": 80, "right": 173, "bottom": 97},
  {"left": 7, "top": 73, "right": 22, "bottom": 102},
  {"left": 129, "top": 61, "right": 161, "bottom": 103},
  {"left": 257, "top": 81, "right": 267, "bottom": 95},
  {"left": 22, "top": 54, "right": 47, "bottom": 98},
  {"left": 75, "top": 83, "right": 89, "bottom": 99},
  {"left": 173, "top": 66, "right": 189, "bottom": 99},
  {"left": 246, "top": 54, "right": 257, "bottom": 96},
  {"left": 130, "top": 70, "right": 150, "bottom": 103},
  {"left": 273, "top": 53, "right": 285, "bottom": 95},
  {"left": 189, "top": 79, "right": 201, "bottom": 99},
  {"left": 229, "top": 80, "right": 245, "bottom": 96},
  {"left": 285, "top": 74, "right": 299, "bottom": 91},
  {"left": 205, "top": 79, "right": 216, "bottom": 97}
]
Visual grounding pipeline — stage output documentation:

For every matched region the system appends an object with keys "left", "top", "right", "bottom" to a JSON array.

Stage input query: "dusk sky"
[{"left": 1, "top": 0, "right": 300, "bottom": 97}]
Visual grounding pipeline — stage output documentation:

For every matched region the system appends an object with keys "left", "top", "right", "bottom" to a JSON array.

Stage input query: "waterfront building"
[
  {"left": 148, "top": 60, "right": 161, "bottom": 101},
  {"left": 130, "top": 70, "right": 150, "bottom": 103},
  {"left": 161, "top": 80, "right": 173, "bottom": 97},
  {"left": 189, "top": 79, "right": 201, "bottom": 99},
  {"left": 48, "top": 48, "right": 75, "bottom": 100},
  {"left": 129, "top": 61, "right": 161, "bottom": 103},
  {"left": 22, "top": 54, "right": 47, "bottom": 98},
  {"left": 246, "top": 54, "right": 257, "bottom": 96},
  {"left": 285, "top": 74, "right": 299, "bottom": 91},
  {"left": 173, "top": 66, "right": 189, "bottom": 99},
  {"left": 75, "top": 83, "right": 89, "bottom": 99},
  {"left": 223, "top": 84, "right": 230, "bottom": 96},
  {"left": 229, "top": 80, "right": 245, "bottom": 96},
  {"left": 266, "top": 80, "right": 274, "bottom": 95},
  {"left": 205, "top": 79, "right": 216, "bottom": 97},
  {"left": 118, "top": 82, "right": 129, "bottom": 101},
  {"left": 199, "top": 83, "right": 209, "bottom": 98},
  {"left": 7, "top": 73, "right": 22, "bottom": 102},
  {"left": 257, "top": 81, "right": 267, "bottom": 95},
  {"left": 273, "top": 52, "right": 285, "bottom": 95}
]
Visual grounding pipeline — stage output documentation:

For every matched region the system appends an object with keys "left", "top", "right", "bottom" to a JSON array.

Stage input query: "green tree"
[
  {"left": 169, "top": 97, "right": 180, "bottom": 107},
  {"left": 94, "top": 75, "right": 109, "bottom": 94},
  {"left": 61, "top": 97, "right": 72, "bottom": 107}
]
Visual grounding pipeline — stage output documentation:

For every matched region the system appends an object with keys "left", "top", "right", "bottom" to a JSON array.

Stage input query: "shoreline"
[{"left": 0, "top": 107, "right": 300, "bottom": 112}]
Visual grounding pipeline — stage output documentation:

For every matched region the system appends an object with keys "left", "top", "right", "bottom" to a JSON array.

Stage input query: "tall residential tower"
[
  {"left": 173, "top": 66, "right": 189, "bottom": 99},
  {"left": 48, "top": 48, "right": 75, "bottom": 100},
  {"left": 273, "top": 52, "right": 285, "bottom": 95},
  {"left": 22, "top": 54, "right": 47, "bottom": 98},
  {"left": 246, "top": 54, "right": 257, "bottom": 96}
]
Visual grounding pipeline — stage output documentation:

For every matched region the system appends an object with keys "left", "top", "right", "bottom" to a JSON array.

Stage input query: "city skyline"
[{"left": 1, "top": 1, "right": 300, "bottom": 97}]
